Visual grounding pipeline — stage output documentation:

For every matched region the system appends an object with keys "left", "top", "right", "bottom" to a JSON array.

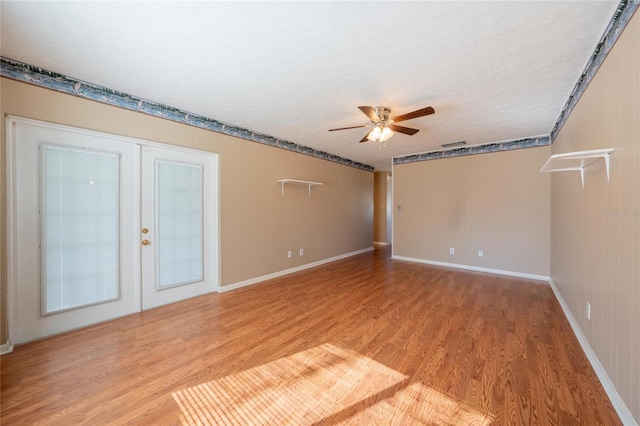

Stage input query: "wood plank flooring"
[{"left": 1, "top": 247, "right": 620, "bottom": 425}]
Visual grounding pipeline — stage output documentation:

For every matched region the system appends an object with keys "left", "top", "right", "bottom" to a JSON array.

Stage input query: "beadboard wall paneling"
[{"left": 550, "top": 10, "right": 640, "bottom": 422}]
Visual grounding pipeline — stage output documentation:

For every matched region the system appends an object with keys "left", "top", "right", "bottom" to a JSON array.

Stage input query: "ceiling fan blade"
[
  {"left": 328, "top": 125, "right": 366, "bottom": 132},
  {"left": 358, "top": 106, "right": 379, "bottom": 123},
  {"left": 392, "top": 106, "right": 435, "bottom": 123},
  {"left": 389, "top": 124, "right": 420, "bottom": 135},
  {"left": 359, "top": 132, "right": 372, "bottom": 143}
]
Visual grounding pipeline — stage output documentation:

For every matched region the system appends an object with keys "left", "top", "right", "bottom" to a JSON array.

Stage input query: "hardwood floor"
[{"left": 1, "top": 247, "right": 620, "bottom": 425}]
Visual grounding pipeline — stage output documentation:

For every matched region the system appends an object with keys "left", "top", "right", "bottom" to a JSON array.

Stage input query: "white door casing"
[{"left": 7, "top": 116, "right": 219, "bottom": 345}]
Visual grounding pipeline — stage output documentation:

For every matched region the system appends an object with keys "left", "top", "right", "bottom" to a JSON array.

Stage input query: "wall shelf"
[
  {"left": 540, "top": 148, "right": 614, "bottom": 188},
  {"left": 277, "top": 179, "right": 324, "bottom": 197}
]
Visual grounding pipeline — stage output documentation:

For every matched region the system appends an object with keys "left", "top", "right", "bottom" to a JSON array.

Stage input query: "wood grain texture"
[{"left": 0, "top": 248, "right": 620, "bottom": 425}]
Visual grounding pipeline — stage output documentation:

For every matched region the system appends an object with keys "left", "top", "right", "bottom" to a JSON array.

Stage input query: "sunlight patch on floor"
[
  {"left": 337, "top": 382, "right": 494, "bottom": 425},
  {"left": 172, "top": 343, "right": 493, "bottom": 425}
]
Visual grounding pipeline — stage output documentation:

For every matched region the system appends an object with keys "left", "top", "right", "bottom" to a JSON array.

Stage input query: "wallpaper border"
[
  {"left": 0, "top": 57, "right": 374, "bottom": 172},
  {"left": 2, "top": 0, "right": 636, "bottom": 169},
  {"left": 393, "top": 136, "right": 550, "bottom": 165},
  {"left": 394, "top": 0, "right": 638, "bottom": 166},
  {"left": 550, "top": 0, "right": 639, "bottom": 141}
]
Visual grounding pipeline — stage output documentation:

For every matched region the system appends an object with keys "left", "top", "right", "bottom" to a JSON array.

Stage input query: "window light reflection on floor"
[{"left": 171, "top": 343, "right": 494, "bottom": 425}]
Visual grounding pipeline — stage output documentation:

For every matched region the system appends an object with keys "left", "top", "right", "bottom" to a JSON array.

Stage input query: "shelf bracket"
[
  {"left": 540, "top": 148, "right": 614, "bottom": 189},
  {"left": 277, "top": 179, "right": 324, "bottom": 198}
]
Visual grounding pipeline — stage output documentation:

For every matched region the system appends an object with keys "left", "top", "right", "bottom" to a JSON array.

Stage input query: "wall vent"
[{"left": 441, "top": 141, "right": 467, "bottom": 148}]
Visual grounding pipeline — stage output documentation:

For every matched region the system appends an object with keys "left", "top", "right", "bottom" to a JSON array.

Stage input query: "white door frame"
[{"left": 5, "top": 116, "right": 220, "bottom": 350}]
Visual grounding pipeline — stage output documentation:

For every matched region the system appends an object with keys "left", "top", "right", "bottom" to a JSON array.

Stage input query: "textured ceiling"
[{"left": 0, "top": 1, "right": 619, "bottom": 171}]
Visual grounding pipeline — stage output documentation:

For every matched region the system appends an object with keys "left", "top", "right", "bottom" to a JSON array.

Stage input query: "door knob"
[{"left": 141, "top": 239, "right": 151, "bottom": 246}]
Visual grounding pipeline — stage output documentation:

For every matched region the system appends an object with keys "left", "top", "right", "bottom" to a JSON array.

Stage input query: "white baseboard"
[
  {"left": 373, "top": 241, "right": 389, "bottom": 246},
  {"left": 1, "top": 342, "right": 14, "bottom": 355},
  {"left": 219, "top": 247, "right": 374, "bottom": 293},
  {"left": 548, "top": 278, "right": 637, "bottom": 426},
  {"left": 391, "top": 255, "right": 549, "bottom": 282}
]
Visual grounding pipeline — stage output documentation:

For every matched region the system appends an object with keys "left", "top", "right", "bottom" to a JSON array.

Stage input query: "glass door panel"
[
  {"left": 42, "top": 146, "right": 120, "bottom": 314},
  {"left": 156, "top": 160, "right": 204, "bottom": 289}
]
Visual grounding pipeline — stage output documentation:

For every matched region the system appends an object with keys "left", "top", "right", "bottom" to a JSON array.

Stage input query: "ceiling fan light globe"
[
  {"left": 379, "top": 127, "right": 394, "bottom": 142},
  {"left": 368, "top": 126, "right": 383, "bottom": 142}
]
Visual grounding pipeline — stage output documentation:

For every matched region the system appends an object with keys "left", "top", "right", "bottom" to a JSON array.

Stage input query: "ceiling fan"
[{"left": 328, "top": 106, "right": 435, "bottom": 146}]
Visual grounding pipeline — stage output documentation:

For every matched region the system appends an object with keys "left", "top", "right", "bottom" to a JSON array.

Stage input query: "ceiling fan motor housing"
[{"left": 374, "top": 106, "right": 392, "bottom": 123}]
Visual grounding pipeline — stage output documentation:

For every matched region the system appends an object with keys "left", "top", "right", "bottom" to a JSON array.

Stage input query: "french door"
[
  {"left": 7, "top": 117, "right": 218, "bottom": 344},
  {"left": 140, "top": 145, "right": 217, "bottom": 310}
]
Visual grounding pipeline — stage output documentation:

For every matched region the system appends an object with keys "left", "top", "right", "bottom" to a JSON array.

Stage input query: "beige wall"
[
  {"left": 0, "top": 77, "right": 373, "bottom": 345},
  {"left": 393, "top": 146, "right": 551, "bottom": 276},
  {"left": 373, "top": 171, "right": 390, "bottom": 244},
  {"left": 550, "top": 11, "right": 640, "bottom": 422}
]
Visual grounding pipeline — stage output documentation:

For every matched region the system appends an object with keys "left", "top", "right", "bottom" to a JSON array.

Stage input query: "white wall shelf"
[
  {"left": 540, "top": 148, "right": 614, "bottom": 188},
  {"left": 277, "top": 179, "right": 324, "bottom": 197}
]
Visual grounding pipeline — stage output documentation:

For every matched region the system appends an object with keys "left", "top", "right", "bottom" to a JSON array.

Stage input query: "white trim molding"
[
  {"left": 548, "top": 278, "right": 637, "bottom": 426},
  {"left": 1, "top": 342, "right": 14, "bottom": 355},
  {"left": 391, "top": 255, "right": 550, "bottom": 282},
  {"left": 5, "top": 116, "right": 18, "bottom": 353},
  {"left": 220, "top": 247, "right": 374, "bottom": 293}
]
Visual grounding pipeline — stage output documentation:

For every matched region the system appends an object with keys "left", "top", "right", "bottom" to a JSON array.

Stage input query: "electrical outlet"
[
  {"left": 299, "top": 248, "right": 304, "bottom": 256},
  {"left": 478, "top": 250, "right": 483, "bottom": 258},
  {"left": 449, "top": 248, "right": 455, "bottom": 255},
  {"left": 287, "top": 251, "right": 292, "bottom": 258},
  {"left": 586, "top": 302, "right": 591, "bottom": 320}
]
